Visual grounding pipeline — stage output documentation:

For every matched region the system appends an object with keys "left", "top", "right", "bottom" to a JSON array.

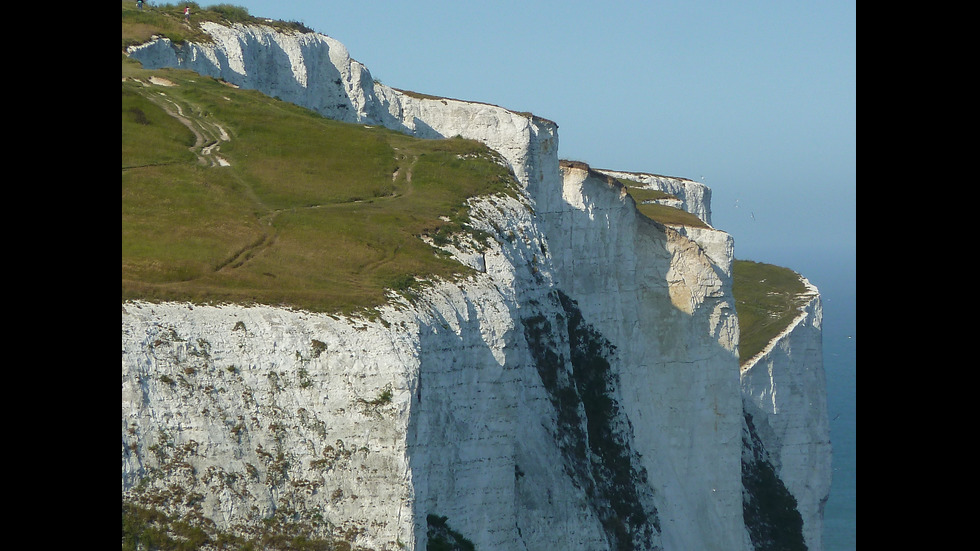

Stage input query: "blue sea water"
[
  {"left": 819, "top": 281, "right": 856, "bottom": 551},
  {"left": 770, "top": 248, "right": 855, "bottom": 551}
]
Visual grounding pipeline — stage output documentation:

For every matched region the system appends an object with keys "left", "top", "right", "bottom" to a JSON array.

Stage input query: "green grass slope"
[
  {"left": 122, "top": 12, "right": 517, "bottom": 315},
  {"left": 732, "top": 259, "right": 814, "bottom": 366}
]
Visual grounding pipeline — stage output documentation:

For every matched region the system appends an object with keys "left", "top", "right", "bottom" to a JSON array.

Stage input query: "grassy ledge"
[
  {"left": 619, "top": 178, "right": 709, "bottom": 229},
  {"left": 732, "top": 259, "right": 814, "bottom": 366},
  {"left": 560, "top": 160, "right": 708, "bottom": 229}
]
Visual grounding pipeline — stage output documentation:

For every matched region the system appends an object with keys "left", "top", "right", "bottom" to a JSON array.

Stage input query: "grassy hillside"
[
  {"left": 122, "top": 2, "right": 810, "bottom": 352},
  {"left": 122, "top": 8, "right": 517, "bottom": 315},
  {"left": 732, "top": 259, "right": 813, "bottom": 365}
]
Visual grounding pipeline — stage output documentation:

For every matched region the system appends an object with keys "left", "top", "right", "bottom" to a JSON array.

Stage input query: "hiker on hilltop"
[{"left": 184, "top": 6, "right": 190, "bottom": 22}]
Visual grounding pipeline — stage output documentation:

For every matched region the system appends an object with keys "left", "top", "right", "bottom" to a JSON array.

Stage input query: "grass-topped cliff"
[
  {"left": 122, "top": 1, "right": 811, "bottom": 356},
  {"left": 732, "top": 260, "right": 814, "bottom": 366},
  {"left": 123, "top": 4, "right": 518, "bottom": 315}
]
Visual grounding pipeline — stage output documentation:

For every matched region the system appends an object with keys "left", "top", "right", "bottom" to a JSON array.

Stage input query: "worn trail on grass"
[{"left": 128, "top": 76, "right": 430, "bottom": 284}]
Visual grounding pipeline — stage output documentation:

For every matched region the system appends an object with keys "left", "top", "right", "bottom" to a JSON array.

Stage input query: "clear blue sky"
[{"left": 201, "top": 0, "right": 856, "bottom": 298}]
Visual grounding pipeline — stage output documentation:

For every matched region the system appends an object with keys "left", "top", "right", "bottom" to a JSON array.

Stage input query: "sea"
[
  {"left": 818, "top": 273, "right": 856, "bottom": 551},
  {"left": 772, "top": 248, "right": 855, "bottom": 551}
]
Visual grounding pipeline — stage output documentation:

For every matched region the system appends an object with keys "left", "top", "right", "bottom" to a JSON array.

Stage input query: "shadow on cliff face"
[
  {"left": 399, "top": 158, "right": 738, "bottom": 550},
  {"left": 233, "top": 35, "right": 361, "bottom": 123},
  {"left": 404, "top": 292, "right": 515, "bottom": 549},
  {"left": 741, "top": 411, "right": 807, "bottom": 551},
  {"left": 547, "top": 162, "right": 776, "bottom": 549},
  {"left": 404, "top": 286, "right": 661, "bottom": 551},
  {"left": 407, "top": 116, "right": 444, "bottom": 140},
  {"left": 523, "top": 290, "right": 662, "bottom": 551}
]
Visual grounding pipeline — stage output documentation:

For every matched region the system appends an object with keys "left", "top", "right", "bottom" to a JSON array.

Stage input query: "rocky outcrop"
[{"left": 124, "top": 21, "right": 830, "bottom": 550}]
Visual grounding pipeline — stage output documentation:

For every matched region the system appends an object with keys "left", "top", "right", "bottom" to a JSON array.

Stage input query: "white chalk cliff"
[{"left": 123, "top": 21, "right": 830, "bottom": 551}]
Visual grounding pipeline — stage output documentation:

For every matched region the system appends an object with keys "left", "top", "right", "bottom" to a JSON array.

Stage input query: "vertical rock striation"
[{"left": 125, "top": 21, "right": 830, "bottom": 550}]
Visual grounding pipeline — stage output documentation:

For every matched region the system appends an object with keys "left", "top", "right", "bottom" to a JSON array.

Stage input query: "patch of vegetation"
[
  {"left": 741, "top": 413, "right": 806, "bottom": 551},
  {"left": 426, "top": 514, "right": 475, "bottom": 551},
  {"left": 356, "top": 385, "right": 394, "bottom": 416},
  {"left": 556, "top": 291, "right": 659, "bottom": 549},
  {"left": 561, "top": 160, "right": 705, "bottom": 229},
  {"left": 298, "top": 368, "right": 313, "bottom": 388},
  {"left": 732, "top": 260, "right": 812, "bottom": 365},
  {"left": 356, "top": 384, "right": 393, "bottom": 407},
  {"left": 206, "top": 3, "right": 252, "bottom": 22},
  {"left": 370, "top": 386, "right": 393, "bottom": 405},
  {"left": 122, "top": 19, "right": 520, "bottom": 315},
  {"left": 395, "top": 89, "right": 451, "bottom": 102},
  {"left": 310, "top": 339, "right": 328, "bottom": 358},
  {"left": 122, "top": 500, "right": 353, "bottom": 551},
  {"left": 522, "top": 291, "right": 660, "bottom": 550},
  {"left": 634, "top": 202, "right": 709, "bottom": 228},
  {"left": 620, "top": 186, "right": 675, "bottom": 204},
  {"left": 623, "top": 178, "right": 709, "bottom": 227}
]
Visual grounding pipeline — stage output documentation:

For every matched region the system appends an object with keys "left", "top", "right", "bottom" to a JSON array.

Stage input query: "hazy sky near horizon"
[{"left": 201, "top": 0, "right": 856, "bottom": 292}]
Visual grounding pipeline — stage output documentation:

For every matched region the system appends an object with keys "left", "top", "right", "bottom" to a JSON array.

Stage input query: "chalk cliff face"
[
  {"left": 740, "top": 281, "right": 830, "bottom": 551},
  {"left": 124, "top": 22, "right": 830, "bottom": 551}
]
